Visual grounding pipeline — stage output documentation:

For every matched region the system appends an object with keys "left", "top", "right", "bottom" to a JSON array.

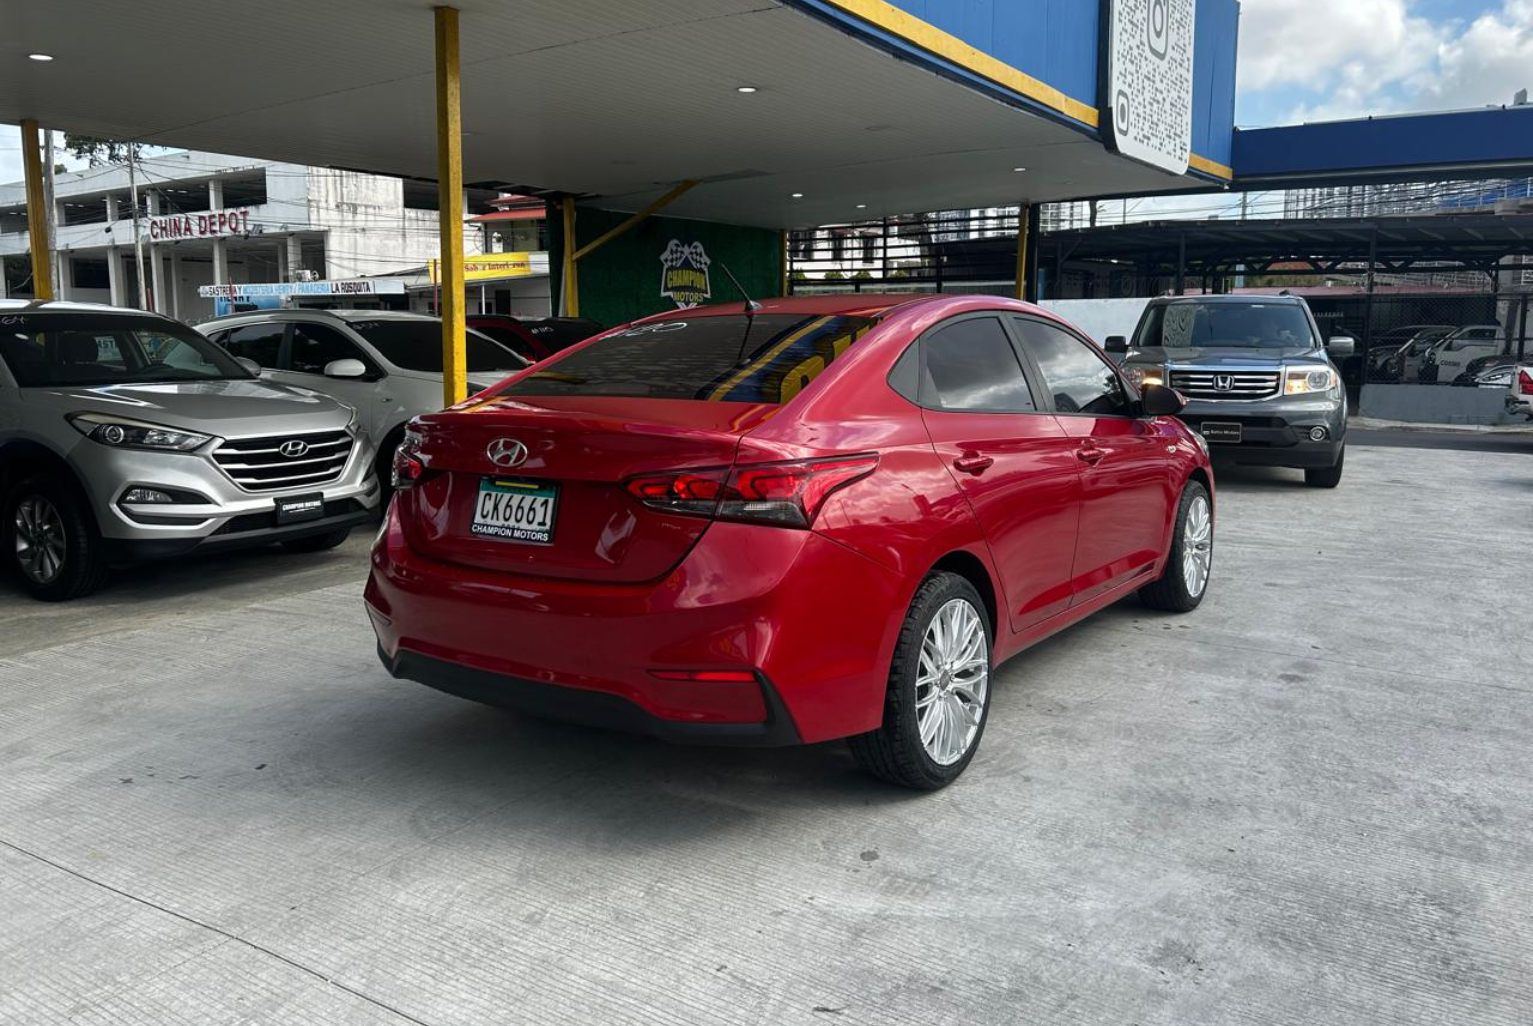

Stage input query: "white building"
[{"left": 0, "top": 150, "right": 549, "bottom": 322}]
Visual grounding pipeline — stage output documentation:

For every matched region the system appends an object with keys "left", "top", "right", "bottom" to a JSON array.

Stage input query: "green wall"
[{"left": 550, "top": 207, "right": 783, "bottom": 329}]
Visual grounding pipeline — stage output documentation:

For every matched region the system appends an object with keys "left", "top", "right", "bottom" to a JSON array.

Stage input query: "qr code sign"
[{"left": 1106, "top": 0, "right": 1195, "bottom": 175}]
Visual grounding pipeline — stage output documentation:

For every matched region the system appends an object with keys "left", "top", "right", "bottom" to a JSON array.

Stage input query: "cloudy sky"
[{"left": 3, "top": 0, "right": 1530, "bottom": 185}]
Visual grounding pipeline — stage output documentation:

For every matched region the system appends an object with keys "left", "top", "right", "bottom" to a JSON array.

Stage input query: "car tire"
[
  {"left": 3, "top": 474, "right": 108, "bottom": 602},
  {"left": 1304, "top": 446, "right": 1345, "bottom": 489},
  {"left": 279, "top": 528, "right": 351, "bottom": 553},
  {"left": 374, "top": 426, "right": 408, "bottom": 497},
  {"left": 1138, "top": 480, "right": 1213, "bottom": 614},
  {"left": 848, "top": 571, "right": 992, "bottom": 791}
]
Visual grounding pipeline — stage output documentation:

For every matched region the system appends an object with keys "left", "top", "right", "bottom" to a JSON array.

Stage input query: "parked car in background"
[
  {"left": 466, "top": 314, "right": 604, "bottom": 363},
  {"left": 1366, "top": 325, "right": 1454, "bottom": 382},
  {"left": 1454, "top": 352, "right": 1523, "bottom": 387},
  {"left": 201, "top": 310, "right": 529, "bottom": 485},
  {"left": 1109, "top": 294, "right": 1350, "bottom": 487},
  {"left": 1507, "top": 366, "right": 1533, "bottom": 421},
  {"left": 1420, "top": 324, "right": 1502, "bottom": 384},
  {"left": 1, "top": 301, "right": 379, "bottom": 601},
  {"left": 369, "top": 294, "right": 1214, "bottom": 789}
]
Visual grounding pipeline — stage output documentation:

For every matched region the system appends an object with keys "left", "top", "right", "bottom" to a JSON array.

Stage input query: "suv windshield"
[
  {"left": 347, "top": 319, "right": 529, "bottom": 372},
  {"left": 1137, "top": 302, "right": 1316, "bottom": 350},
  {"left": 501, "top": 313, "right": 877, "bottom": 404},
  {"left": 0, "top": 313, "right": 253, "bottom": 387}
]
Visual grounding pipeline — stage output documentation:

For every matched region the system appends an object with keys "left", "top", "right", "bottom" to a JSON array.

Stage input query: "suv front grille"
[
  {"left": 212, "top": 430, "right": 353, "bottom": 492},
  {"left": 1170, "top": 370, "right": 1281, "bottom": 401}
]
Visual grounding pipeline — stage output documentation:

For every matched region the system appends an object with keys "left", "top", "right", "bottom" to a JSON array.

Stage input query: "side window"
[
  {"left": 290, "top": 322, "right": 366, "bottom": 375},
  {"left": 1013, "top": 318, "right": 1133, "bottom": 417},
  {"left": 475, "top": 325, "right": 537, "bottom": 361},
  {"left": 222, "top": 324, "right": 284, "bottom": 368},
  {"left": 920, "top": 316, "right": 1036, "bottom": 413}
]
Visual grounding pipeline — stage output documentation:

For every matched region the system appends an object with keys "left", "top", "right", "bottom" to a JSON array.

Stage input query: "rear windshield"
[
  {"left": 501, "top": 314, "right": 877, "bottom": 403},
  {"left": 348, "top": 319, "right": 530, "bottom": 372},
  {"left": 0, "top": 313, "right": 253, "bottom": 387},
  {"left": 1136, "top": 303, "right": 1316, "bottom": 350}
]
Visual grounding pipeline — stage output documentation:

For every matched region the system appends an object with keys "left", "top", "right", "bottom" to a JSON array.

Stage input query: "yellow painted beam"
[
  {"left": 561, "top": 196, "right": 579, "bottom": 317},
  {"left": 434, "top": 6, "right": 467, "bottom": 407},
  {"left": 20, "top": 119, "right": 53, "bottom": 302},
  {"left": 1014, "top": 202, "right": 1030, "bottom": 301},
  {"left": 571, "top": 180, "right": 697, "bottom": 262},
  {"left": 1188, "top": 153, "right": 1235, "bottom": 181}
]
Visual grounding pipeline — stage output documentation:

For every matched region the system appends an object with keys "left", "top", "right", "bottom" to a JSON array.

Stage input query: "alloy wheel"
[
  {"left": 1182, "top": 494, "right": 1213, "bottom": 598},
  {"left": 14, "top": 495, "right": 67, "bottom": 585},
  {"left": 915, "top": 597, "right": 989, "bottom": 766}
]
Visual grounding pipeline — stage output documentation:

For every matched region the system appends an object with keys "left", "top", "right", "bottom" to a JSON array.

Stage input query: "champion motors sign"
[{"left": 145, "top": 208, "right": 255, "bottom": 242}]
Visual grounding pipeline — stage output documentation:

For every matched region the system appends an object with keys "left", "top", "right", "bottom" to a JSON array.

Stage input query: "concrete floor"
[{"left": 2, "top": 447, "right": 1530, "bottom": 1025}]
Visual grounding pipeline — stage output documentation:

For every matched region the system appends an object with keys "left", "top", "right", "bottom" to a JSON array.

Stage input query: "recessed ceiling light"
[
  {"left": 735, "top": 85, "right": 758, "bottom": 94},
  {"left": 791, "top": 192, "right": 804, "bottom": 199},
  {"left": 1012, "top": 166, "right": 1028, "bottom": 172},
  {"left": 856, "top": 204, "right": 867, "bottom": 209},
  {"left": 27, "top": 53, "right": 54, "bottom": 62}
]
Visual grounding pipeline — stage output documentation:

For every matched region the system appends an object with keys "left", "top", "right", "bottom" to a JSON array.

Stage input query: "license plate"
[
  {"left": 1200, "top": 422, "right": 1243, "bottom": 444},
  {"left": 275, "top": 492, "right": 325, "bottom": 525},
  {"left": 472, "top": 477, "right": 559, "bottom": 545}
]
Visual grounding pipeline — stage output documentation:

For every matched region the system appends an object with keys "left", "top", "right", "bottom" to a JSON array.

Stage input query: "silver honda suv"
[{"left": 0, "top": 300, "right": 380, "bottom": 600}]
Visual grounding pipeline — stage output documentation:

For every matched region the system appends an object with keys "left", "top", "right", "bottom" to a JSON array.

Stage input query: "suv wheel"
[
  {"left": 1305, "top": 446, "right": 1345, "bottom": 489},
  {"left": 1139, "top": 480, "right": 1213, "bottom": 613},
  {"left": 4, "top": 475, "right": 107, "bottom": 602},
  {"left": 849, "top": 572, "right": 992, "bottom": 790}
]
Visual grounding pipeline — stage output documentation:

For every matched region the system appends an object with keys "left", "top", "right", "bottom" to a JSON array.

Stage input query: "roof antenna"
[{"left": 718, "top": 261, "right": 762, "bottom": 313}]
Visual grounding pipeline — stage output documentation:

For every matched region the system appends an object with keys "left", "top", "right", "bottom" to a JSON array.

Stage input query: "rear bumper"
[
  {"left": 365, "top": 503, "right": 909, "bottom": 745},
  {"left": 379, "top": 645, "right": 803, "bottom": 746}
]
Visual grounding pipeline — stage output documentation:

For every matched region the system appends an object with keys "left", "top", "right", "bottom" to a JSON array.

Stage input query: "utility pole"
[
  {"left": 128, "top": 145, "right": 148, "bottom": 310},
  {"left": 43, "top": 129, "right": 62, "bottom": 299}
]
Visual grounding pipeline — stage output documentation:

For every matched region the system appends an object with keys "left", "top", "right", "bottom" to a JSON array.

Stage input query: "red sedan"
[{"left": 366, "top": 294, "right": 1214, "bottom": 788}]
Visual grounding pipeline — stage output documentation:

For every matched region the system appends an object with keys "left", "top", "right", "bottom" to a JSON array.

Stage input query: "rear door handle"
[
  {"left": 953, "top": 454, "right": 994, "bottom": 475},
  {"left": 1076, "top": 446, "right": 1106, "bottom": 466}
]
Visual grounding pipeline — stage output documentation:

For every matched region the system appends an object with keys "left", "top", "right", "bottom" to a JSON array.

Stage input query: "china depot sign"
[{"left": 146, "top": 208, "right": 255, "bottom": 242}]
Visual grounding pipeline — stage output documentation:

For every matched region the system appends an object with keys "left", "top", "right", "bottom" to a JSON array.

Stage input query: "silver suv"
[
  {"left": 0, "top": 301, "right": 380, "bottom": 600},
  {"left": 1108, "top": 295, "right": 1352, "bottom": 488},
  {"left": 199, "top": 310, "right": 529, "bottom": 483}
]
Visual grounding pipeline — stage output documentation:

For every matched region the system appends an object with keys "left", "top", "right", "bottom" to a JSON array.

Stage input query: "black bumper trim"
[
  {"left": 379, "top": 645, "right": 804, "bottom": 748},
  {"left": 100, "top": 507, "right": 374, "bottom": 563}
]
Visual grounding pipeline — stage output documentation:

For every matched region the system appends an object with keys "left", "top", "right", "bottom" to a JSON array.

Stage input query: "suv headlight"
[
  {"left": 1284, "top": 368, "right": 1338, "bottom": 396},
  {"left": 1125, "top": 366, "right": 1165, "bottom": 390},
  {"left": 68, "top": 413, "right": 213, "bottom": 452}
]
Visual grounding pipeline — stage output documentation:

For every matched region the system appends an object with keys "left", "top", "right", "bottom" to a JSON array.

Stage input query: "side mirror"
[
  {"left": 1327, "top": 335, "right": 1356, "bottom": 358},
  {"left": 1140, "top": 382, "right": 1186, "bottom": 417},
  {"left": 324, "top": 358, "right": 368, "bottom": 379},
  {"left": 234, "top": 356, "right": 261, "bottom": 376},
  {"left": 1104, "top": 335, "right": 1129, "bottom": 355}
]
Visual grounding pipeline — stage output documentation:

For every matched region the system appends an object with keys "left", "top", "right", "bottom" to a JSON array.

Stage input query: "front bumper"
[
  {"left": 1177, "top": 393, "right": 1346, "bottom": 468},
  {"left": 1507, "top": 395, "right": 1533, "bottom": 418},
  {"left": 365, "top": 503, "right": 909, "bottom": 746},
  {"left": 71, "top": 431, "right": 381, "bottom": 560}
]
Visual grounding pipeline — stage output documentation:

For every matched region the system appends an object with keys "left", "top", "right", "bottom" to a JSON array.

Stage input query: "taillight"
[
  {"left": 625, "top": 454, "right": 878, "bottom": 528},
  {"left": 1519, "top": 369, "right": 1533, "bottom": 396},
  {"left": 391, "top": 430, "right": 425, "bottom": 489}
]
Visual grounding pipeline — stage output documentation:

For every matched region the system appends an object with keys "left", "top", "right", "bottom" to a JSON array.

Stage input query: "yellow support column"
[
  {"left": 1013, "top": 201, "right": 1030, "bottom": 301},
  {"left": 20, "top": 119, "right": 53, "bottom": 302},
  {"left": 434, "top": 6, "right": 467, "bottom": 407},
  {"left": 561, "top": 196, "right": 579, "bottom": 317}
]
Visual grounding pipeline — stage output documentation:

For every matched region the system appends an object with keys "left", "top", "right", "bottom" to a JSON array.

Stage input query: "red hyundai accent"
[{"left": 366, "top": 294, "right": 1214, "bottom": 788}]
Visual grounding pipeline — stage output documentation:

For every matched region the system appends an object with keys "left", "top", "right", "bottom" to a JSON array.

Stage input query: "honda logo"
[
  {"left": 486, "top": 437, "right": 530, "bottom": 468},
  {"left": 1214, "top": 374, "right": 1235, "bottom": 392},
  {"left": 278, "top": 439, "right": 310, "bottom": 458}
]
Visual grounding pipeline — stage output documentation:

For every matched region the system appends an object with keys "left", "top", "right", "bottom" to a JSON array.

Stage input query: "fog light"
[
  {"left": 1308, "top": 427, "right": 1328, "bottom": 442},
  {"left": 122, "top": 487, "right": 175, "bottom": 504}
]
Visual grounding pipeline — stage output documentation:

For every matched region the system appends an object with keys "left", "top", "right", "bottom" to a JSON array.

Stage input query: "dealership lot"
[{"left": 2, "top": 444, "right": 1530, "bottom": 1025}]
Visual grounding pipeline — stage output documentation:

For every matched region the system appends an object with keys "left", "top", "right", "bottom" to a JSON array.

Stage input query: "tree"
[
  {"left": 63, "top": 134, "right": 141, "bottom": 167},
  {"left": 824, "top": 270, "right": 845, "bottom": 281}
]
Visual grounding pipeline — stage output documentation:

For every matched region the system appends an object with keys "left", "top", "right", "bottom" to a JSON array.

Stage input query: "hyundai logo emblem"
[
  {"left": 1214, "top": 374, "right": 1235, "bottom": 392},
  {"left": 278, "top": 439, "right": 310, "bottom": 458},
  {"left": 487, "top": 437, "right": 530, "bottom": 468}
]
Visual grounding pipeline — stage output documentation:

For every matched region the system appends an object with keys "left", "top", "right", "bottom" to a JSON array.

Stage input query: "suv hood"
[
  {"left": 1125, "top": 345, "right": 1324, "bottom": 366},
  {"left": 25, "top": 379, "right": 353, "bottom": 437}
]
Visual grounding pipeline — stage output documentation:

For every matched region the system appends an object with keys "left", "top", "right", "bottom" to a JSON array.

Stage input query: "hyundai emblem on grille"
[
  {"left": 487, "top": 438, "right": 529, "bottom": 468},
  {"left": 279, "top": 439, "right": 310, "bottom": 458}
]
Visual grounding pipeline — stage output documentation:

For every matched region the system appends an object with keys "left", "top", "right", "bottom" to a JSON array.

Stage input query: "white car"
[
  {"left": 1422, "top": 324, "right": 1502, "bottom": 384},
  {"left": 202, "top": 310, "right": 530, "bottom": 481},
  {"left": 1507, "top": 365, "right": 1533, "bottom": 420}
]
